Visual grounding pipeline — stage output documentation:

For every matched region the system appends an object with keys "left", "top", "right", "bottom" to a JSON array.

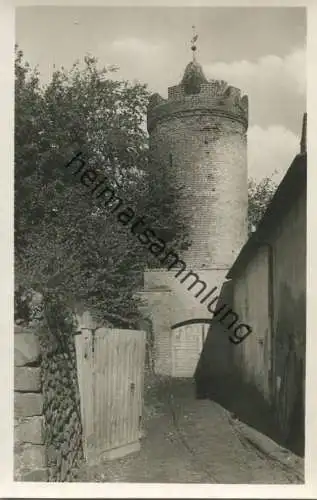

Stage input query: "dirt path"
[
  {"left": 76, "top": 377, "right": 303, "bottom": 483},
  {"left": 167, "top": 387, "right": 303, "bottom": 483},
  {"left": 77, "top": 384, "right": 210, "bottom": 482}
]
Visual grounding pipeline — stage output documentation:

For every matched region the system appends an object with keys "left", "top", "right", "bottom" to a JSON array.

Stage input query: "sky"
[{"left": 16, "top": 6, "right": 306, "bottom": 182}]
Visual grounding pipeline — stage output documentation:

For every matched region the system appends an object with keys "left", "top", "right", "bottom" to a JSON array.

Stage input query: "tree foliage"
[
  {"left": 248, "top": 176, "right": 278, "bottom": 234},
  {"left": 14, "top": 47, "right": 188, "bottom": 326}
]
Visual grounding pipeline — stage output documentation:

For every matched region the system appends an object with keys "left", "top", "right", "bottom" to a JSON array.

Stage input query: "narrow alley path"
[{"left": 76, "top": 376, "right": 304, "bottom": 483}]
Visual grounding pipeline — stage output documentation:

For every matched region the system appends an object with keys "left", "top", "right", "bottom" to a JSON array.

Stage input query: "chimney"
[{"left": 300, "top": 112, "right": 307, "bottom": 154}]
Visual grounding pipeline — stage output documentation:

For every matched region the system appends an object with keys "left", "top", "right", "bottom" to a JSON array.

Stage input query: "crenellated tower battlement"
[{"left": 148, "top": 63, "right": 248, "bottom": 134}]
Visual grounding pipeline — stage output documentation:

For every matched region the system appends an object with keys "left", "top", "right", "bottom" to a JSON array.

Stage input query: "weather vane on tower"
[{"left": 191, "top": 25, "right": 198, "bottom": 61}]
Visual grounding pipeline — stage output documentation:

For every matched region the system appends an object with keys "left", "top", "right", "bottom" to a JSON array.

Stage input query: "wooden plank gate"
[{"left": 74, "top": 315, "right": 146, "bottom": 463}]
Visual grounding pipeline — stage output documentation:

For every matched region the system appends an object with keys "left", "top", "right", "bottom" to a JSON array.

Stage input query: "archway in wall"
[{"left": 170, "top": 320, "right": 211, "bottom": 378}]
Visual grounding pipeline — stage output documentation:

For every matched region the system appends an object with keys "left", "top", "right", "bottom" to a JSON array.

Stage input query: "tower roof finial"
[{"left": 191, "top": 25, "right": 198, "bottom": 61}]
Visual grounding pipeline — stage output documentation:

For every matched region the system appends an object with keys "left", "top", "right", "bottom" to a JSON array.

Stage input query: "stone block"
[
  {"left": 17, "top": 443, "right": 46, "bottom": 470},
  {"left": 15, "top": 333, "right": 40, "bottom": 366},
  {"left": 14, "top": 324, "right": 25, "bottom": 334},
  {"left": 14, "top": 393, "right": 43, "bottom": 417},
  {"left": 21, "top": 468, "right": 48, "bottom": 482},
  {"left": 14, "top": 367, "right": 41, "bottom": 392},
  {"left": 15, "top": 416, "right": 44, "bottom": 445},
  {"left": 15, "top": 325, "right": 37, "bottom": 334}
]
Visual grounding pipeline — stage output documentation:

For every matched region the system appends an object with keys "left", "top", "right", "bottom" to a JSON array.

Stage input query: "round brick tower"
[{"left": 147, "top": 60, "right": 249, "bottom": 270}]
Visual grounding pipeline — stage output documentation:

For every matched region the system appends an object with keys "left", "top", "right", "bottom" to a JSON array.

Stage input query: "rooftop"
[{"left": 181, "top": 60, "right": 208, "bottom": 95}]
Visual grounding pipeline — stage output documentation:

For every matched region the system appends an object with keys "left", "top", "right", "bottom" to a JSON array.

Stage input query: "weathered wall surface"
[
  {"left": 14, "top": 324, "right": 47, "bottom": 481},
  {"left": 231, "top": 245, "right": 271, "bottom": 401},
  {"left": 231, "top": 185, "right": 306, "bottom": 454},
  {"left": 270, "top": 191, "right": 306, "bottom": 451}
]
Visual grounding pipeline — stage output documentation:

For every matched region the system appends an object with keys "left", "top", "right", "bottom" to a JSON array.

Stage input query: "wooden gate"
[
  {"left": 172, "top": 324, "right": 207, "bottom": 378},
  {"left": 75, "top": 320, "right": 146, "bottom": 463}
]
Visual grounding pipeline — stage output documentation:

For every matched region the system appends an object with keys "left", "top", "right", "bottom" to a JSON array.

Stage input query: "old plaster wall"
[
  {"left": 231, "top": 245, "right": 271, "bottom": 401},
  {"left": 270, "top": 190, "right": 306, "bottom": 453},
  {"left": 230, "top": 182, "right": 306, "bottom": 455}
]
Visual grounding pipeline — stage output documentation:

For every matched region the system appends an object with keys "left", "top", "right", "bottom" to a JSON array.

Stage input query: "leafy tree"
[
  {"left": 248, "top": 176, "right": 278, "bottom": 234},
  {"left": 14, "top": 47, "right": 188, "bottom": 326},
  {"left": 136, "top": 153, "right": 192, "bottom": 265}
]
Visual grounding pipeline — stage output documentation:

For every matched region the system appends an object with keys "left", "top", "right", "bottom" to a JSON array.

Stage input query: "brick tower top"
[
  {"left": 147, "top": 49, "right": 249, "bottom": 269},
  {"left": 147, "top": 60, "right": 248, "bottom": 133}
]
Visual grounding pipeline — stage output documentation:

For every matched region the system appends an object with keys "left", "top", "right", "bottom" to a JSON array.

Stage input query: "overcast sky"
[{"left": 16, "top": 6, "right": 306, "bottom": 182}]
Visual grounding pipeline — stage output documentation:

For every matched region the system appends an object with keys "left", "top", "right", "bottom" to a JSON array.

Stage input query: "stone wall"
[
  {"left": 14, "top": 324, "right": 47, "bottom": 481},
  {"left": 14, "top": 296, "right": 84, "bottom": 481}
]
